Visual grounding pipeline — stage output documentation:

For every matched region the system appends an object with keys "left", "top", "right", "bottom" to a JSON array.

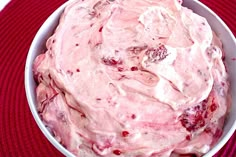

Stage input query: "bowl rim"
[
  {"left": 191, "top": 0, "right": 236, "bottom": 156},
  {"left": 25, "top": 1, "right": 75, "bottom": 157},
  {"left": 24, "top": 0, "right": 236, "bottom": 157}
]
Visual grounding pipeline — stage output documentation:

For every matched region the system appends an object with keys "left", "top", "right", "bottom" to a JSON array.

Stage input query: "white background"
[{"left": 0, "top": 0, "right": 11, "bottom": 11}]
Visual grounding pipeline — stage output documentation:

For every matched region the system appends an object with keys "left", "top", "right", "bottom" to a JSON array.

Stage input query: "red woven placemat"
[{"left": 0, "top": 0, "right": 235, "bottom": 156}]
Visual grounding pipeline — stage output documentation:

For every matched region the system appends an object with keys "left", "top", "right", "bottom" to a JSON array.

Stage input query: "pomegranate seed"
[
  {"left": 76, "top": 69, "right": 80, "bottom": 72},
  {"left": 185, "top": 135, "right": 191, "bottom": 140},
  {"left": 131, "top": 114, "right": 136, "bottom": 119},
  {"left": 130, "top": 66, "right": 138, "bottom": 71},
  {"left": 113, "top": 149, "right": 122, "bottom": 155},
  {"left": 122, "top": 131, "right": 129, "bottom": 137}
]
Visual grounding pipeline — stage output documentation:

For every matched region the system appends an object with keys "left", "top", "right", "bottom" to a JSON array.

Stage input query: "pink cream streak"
[{"left": 33, "top": 0, "right": 231, "bottom": 157}]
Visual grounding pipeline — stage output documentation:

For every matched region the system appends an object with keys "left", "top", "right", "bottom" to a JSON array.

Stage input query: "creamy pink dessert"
[{"left": 33, "top": 0, "right": 231, "bottom": 156}]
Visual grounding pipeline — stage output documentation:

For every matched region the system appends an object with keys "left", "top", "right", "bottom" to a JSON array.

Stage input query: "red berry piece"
[
  {"left": 185, "top": 135, "right": 191, "bottom": 140},
  {"left": 113, "top": 149, "right": 122, "bottom": 155},
  {"left": 210, "top": 103, "right": 217, "bottom": 112},
  {"left": 99, "top": 26, "right": 103, "bottom": 32},
  {"left": 81, "top": 113, "right": 86, "bottom": 118},
  {"left": 179, "top": 104, "right": 206, "bottom": 132},
  {"left": 146, "top": 44, "right": 168, "bottom": 62},
  {"left": 204, "top": 127, "right": 212, "bottom": 133},
  {"left": 117, "top": 67, "right": 124, "bottom": 72},
  {"left": 121, "top": 131, "right": 129, "bottom": 137},
  {"left": 131, "top": 114, "right": 136, "bottom": 119},
  {"left": 101, "top": 57, "right": 122, "bottom": 66},
  {"left": 130, "top": 66, "right": 138, "bottom": 71}
]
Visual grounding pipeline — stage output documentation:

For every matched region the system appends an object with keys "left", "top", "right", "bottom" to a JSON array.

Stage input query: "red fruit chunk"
[
  {"left": 204, "top": 127, "right": 212, "bottom": 133},
  {"left": 117, "top": 67, "right": 124, "bottom": 72},
  {"left": 130, "top": 66, "right": 138, "bottom": 71},
  {"left": 81, "top": 113, "right": 86, "bottom": 118},
  {"left": 146, "top": 44, "right": 168, "bottom": 62},
  {"left": 99, "top": 26, "right": 103, "bottom": 32},
  {"left": 131, "top": 114, "right": 136, "bottom": 119},
  {"left": 210, "top": 103, "right": 217, "bottom": 112},
  {"left": 185, "top": 135, "right": 191, "bottom": 140},
  {"left": 101, "top": 57, "right": 122, "bottom": 66},
  {"left": 179, "top": 104, "right": 206, "bottom": 132},
  {"left": 179, "top": 93, "right": 219, "bottom": 132},
  {"left": 122, "top": 131, "right": 129, "bottom": 137},
  {"left": 113, "top": 149, "right": 122, "bottom": 155}
]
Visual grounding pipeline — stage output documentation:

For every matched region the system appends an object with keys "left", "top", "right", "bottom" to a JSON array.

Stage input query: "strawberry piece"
[
  {"left": 145, "top": 44, "right": 168, "bottom": 62},
  {"left": 179, "top": 93, "right": 218, "bottom": 132},
  {"left": 179, "top": 104, "right": 206, "bottom": 132}
]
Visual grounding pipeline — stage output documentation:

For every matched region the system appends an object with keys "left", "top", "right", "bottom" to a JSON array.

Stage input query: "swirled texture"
[{"left": 33, "top": 0, "right": 231, "bottom": 156}]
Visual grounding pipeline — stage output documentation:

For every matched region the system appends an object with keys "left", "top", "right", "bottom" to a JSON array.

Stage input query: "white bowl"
[{"left": 25, "top": 0, "right": 236, "bottom": 156}]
